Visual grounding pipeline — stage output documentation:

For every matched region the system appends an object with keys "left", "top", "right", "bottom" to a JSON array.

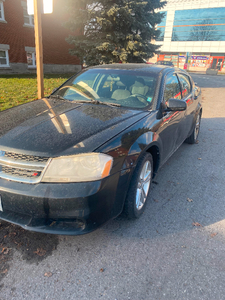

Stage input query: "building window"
[
  {"left": 26, "top": 50, "right": 36, "bottom": 68},
  {"left": 156, "top": 12, "right": 167, "bottom": 42},
  {"left": 0, "top": 49, "right": 9, "bottom": 67},
  {"left": 21, "top": 1, "right": 34, "bottom": 27},
  {"left": 0, "top": 1, "right": 5, "bottom": 21},
  {"left": 172, "top": 8, "right": 225, "bottom": 42}
]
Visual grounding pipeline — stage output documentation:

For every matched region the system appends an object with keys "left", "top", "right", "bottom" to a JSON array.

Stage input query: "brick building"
[{"left": 0, "top": 0, "right": 81, "bottom": 74}]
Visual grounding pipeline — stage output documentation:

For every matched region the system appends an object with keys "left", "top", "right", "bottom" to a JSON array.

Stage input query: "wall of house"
[{"left": 0, "top": 0, "right": 81, "bottom": 74}]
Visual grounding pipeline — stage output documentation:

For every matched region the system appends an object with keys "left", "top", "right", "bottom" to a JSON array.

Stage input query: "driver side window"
[{"left": 164, "top": 74, "right": 182, "bottom": 102}]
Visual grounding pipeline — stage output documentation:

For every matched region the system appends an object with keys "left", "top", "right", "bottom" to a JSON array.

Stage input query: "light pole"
[{"left": 27, "top": 0, "right": 53, "bottom": 99}]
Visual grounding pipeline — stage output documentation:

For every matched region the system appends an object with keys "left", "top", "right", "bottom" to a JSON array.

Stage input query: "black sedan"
[{"left": 0, "top": 64, "right": 202, "bottom": 235}]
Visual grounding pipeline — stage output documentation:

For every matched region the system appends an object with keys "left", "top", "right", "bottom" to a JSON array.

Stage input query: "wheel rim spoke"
[
  {"left": 143, "top": 181, "right": 150, "bottom": 195},
  {"left": 141, "top": 186, "right": 147, "bottom": 200},
  {"left": 143, "top": 171, "right": 151, "bottom": 183},
  {"left": 136, "top": 188, "right": 142, "bottom": 209}
]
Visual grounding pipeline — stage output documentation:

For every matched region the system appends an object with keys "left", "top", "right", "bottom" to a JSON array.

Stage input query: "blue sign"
[{"left": 192, "top": 56, "right": 209, "bottom": 60}]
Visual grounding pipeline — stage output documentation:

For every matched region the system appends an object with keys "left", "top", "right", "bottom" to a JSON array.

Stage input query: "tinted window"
[
  {"left": 164, "top": 74, "right": 181, "bottom": 101},
  {"left": 178, "top": 74, "right": 191, "bottom": 98},
  {"left": 172, "top": 8, "right": 225, "bottom": 41},
  {"left": 156, "top": 12, "right": 167, "bottom": 41}
]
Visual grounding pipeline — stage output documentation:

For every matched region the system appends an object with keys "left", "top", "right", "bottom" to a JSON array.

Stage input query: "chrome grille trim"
[
  {"left": 0, "top": 172, "right": 44, "bottom": 184},
  {"left": 0, "top": 150, "right": 51, "bottom": 184},
  {"left": 4, "top": 151, "right": 49, "bottom": 163},
  {"left": 2, "top": 165, "right": 41, "bottom": 176},
  {"left": 0, "top": 156, "right": 46, "bottom": 169}
]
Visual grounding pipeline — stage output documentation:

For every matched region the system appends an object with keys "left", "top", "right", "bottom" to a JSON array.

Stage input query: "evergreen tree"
[{"left": 65, "top": 0, "right": 166, "bottom": 65}]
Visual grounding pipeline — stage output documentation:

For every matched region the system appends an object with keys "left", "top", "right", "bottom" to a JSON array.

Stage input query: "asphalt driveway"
[{"left": 0, "top": 74, "right": 225, "bottom": 300}]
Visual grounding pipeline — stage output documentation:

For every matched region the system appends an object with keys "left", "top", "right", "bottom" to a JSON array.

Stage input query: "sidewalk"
[{"left": 187, "top": 70, "right": 225, "bottom": 76}]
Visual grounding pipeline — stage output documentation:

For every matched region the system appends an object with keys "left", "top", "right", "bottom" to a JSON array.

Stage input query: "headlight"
[{"left": 42, "top": 153, "right": 113, "bottom": 183}]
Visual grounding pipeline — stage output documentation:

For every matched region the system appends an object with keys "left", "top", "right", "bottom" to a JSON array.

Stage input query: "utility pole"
[
  {"left": 33, "top": 0, "right": 44, "bottom": 99},
  {"left": 28, "top": 0, "right": 53, "bottom": 99}
]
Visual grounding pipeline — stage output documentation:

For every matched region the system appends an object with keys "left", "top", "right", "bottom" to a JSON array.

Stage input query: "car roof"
[{"left": 87, "top": 63, "right": 176, "bottom": 75}]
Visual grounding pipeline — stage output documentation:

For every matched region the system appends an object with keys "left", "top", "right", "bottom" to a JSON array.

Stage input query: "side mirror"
[
  {"left": 166, "top": 98, "right": 187, "bottom": 111},
  {"left": 51, "top": 88, "right": 58, "bottom": 94}
]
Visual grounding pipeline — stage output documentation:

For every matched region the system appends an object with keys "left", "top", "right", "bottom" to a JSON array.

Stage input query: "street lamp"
[
  {"left": 27, "top": 0, "right": 53, "bottom": 99},
  {"left": 27, "top": 0, "right": 53, "bottom": 14}
]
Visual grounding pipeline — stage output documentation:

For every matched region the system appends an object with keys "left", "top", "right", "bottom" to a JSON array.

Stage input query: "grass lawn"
[{"left": 0, "top": 73, "right": 73, "bottom": 112}]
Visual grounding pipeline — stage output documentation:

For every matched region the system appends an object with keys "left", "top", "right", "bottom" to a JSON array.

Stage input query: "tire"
[
  {"left": 185, "top": 112, "right": 201, "bottom": 144},
  {"left": 123, "top": 152, "right": 153, "bottom": 219}
]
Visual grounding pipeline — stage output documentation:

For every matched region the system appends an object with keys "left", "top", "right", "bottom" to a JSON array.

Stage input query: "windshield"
[{"left": 52, "top": 69, "right": 158, "bottom": 109}]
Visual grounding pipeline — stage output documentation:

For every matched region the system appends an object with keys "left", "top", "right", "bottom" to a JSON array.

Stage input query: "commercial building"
[
  {"left": 0, "top": 0, "right": 81, "bottom": 74},
  {"left": 153, "top": 0, "right": 225, "bottom": 72}
]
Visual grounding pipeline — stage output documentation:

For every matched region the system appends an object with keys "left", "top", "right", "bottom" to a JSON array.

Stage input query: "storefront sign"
[{"left": 192, "top": 56, "right": 210, "bottom": 60}]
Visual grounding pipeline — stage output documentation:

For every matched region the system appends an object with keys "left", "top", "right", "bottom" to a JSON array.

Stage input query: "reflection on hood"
[{"left": 81, "top": 105, "right": 128, "bottom": 122}]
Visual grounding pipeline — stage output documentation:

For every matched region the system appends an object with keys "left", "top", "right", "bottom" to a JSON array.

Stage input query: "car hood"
[{"left": 0, "top": 99, "right": 148, "bottom": 157}]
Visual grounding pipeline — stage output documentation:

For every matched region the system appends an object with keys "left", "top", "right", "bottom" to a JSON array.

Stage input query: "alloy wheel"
[{"left": 135, "top": 160, "right": 152, "bottom": 210}]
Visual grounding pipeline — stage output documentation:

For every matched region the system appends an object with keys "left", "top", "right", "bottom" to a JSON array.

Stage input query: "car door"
[
  {"left": 177, "top": 73, "right": 196, "bottom": 138},
  {"left": 157, "top": 72, "right": 185, "bottom": 164}
]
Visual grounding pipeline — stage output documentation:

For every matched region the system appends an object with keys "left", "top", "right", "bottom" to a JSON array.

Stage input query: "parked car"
[
  {"left": 156, "top": 60, "right": 174, "bottom": 67},
  {"left": 142, "top": 59, "right": 154, "bottom": 64},
  {"left": 0, "top": 64, "right": 202, "bottom": 235}
]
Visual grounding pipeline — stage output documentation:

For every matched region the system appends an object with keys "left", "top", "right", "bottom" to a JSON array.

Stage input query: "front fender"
[
  {"left": 187, "top": 103, "right": 202, "bottom": 138},
  {"left": 96, "top": 113, "right": 162, "bottom": 217},
  {"left": 124, "top": 131, "right": 162, "bottom": 169},
  {"left": 97, "top": 112, "right": 162, "bottom": 173}
]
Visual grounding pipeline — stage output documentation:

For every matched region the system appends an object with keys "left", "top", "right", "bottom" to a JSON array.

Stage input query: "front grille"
[
  {"left": 2, "top": 166, "right": 42, "bottom": 179},
  {"left": 4, "top": 151, "right": 49, "bottom": 163},
  {"left": 0, "top": 150, "right": 50, "bottom": 184}
]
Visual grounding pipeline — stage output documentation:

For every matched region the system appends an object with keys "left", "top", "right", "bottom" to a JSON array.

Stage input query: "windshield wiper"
[
  {"left": 65, "top": 99, "right": 121, "bottom": 107},
  {"left": 49, "top": 95, "right": 120, "bottom": 107},
  {"left": 90, "top": 99, "right": 121, "bottom": 107}
]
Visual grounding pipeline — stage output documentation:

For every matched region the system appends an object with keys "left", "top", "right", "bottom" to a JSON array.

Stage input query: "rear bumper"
[{"left": 0, "top": 171, "right": 130, "bottom": 235}]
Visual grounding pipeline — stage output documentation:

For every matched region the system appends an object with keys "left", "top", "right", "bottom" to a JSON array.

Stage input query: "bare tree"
[
  {"left": 172, "top": 29, "right": 179, "bottom": 41},
  {"left": 188, "top": 19, "right": 220, "bottom": 41}
]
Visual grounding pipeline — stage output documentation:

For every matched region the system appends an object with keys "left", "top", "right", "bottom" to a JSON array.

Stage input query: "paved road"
[
  {"left": 190, "top": 73, "right": 225, "bottom": 88},
  {"left": 1, "top": 74, "right": 225, "bottom": 300}
]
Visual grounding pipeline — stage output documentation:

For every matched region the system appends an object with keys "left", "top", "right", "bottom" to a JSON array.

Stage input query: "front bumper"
[{"left": 0, "top": 171, "right": 130, "bottom": 235}]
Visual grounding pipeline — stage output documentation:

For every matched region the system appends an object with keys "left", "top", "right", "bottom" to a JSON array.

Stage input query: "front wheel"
[
  {"left": 185, "top": 112, "right": 201, "bottom": 144},
  {"left": 123, "top": 153, "right": 153, "bottom": 219}
]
